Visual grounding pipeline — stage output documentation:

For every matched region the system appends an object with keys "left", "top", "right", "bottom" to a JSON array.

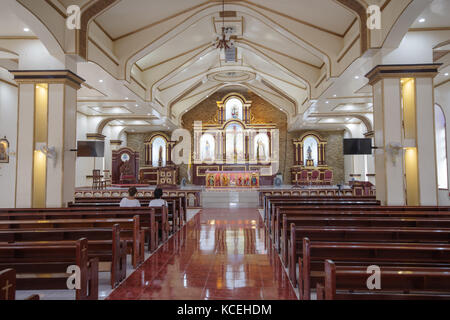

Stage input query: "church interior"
[{"left": 0, "top": 0, "right": 450, "bottom": 304}]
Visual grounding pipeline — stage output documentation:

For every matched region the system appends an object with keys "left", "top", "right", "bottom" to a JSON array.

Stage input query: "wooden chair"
[
  {"left": 300, "top": 170, "right": 309, "bottom": 185},
  {"left": 103, "top": 170, "right": 112, "bottom": 188},
  {"left": 92, "top": 169, "right": 105, "bottom": 190},
  {"left": 324, "top": 170, "right": 333, "bottom": 185},
  {"left": 310, "top": 170, "right": 320, "bottom": 185}
]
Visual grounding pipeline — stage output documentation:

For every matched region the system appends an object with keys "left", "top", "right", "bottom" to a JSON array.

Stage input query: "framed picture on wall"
[{"left": 0, "top": 137, "right": 9, "bottom": 163}]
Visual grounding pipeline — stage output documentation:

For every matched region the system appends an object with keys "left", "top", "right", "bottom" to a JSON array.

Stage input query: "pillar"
[
  {"left": 12, "top": 70, "right": 84, "bottom": 208},
  {"left": 365, "top": 64, "right": 440, "bottom": 206}
]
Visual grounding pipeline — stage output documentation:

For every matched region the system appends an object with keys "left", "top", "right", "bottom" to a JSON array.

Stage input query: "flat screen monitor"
[
  {"left": 343, "top": 138, "right": 372, "bottom": 155},
  {"left": 77, "top": 141, "right": 105, "bottom": 157}
]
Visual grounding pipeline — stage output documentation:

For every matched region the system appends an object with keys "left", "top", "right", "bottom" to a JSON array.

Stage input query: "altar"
[{"left": 205, "top": 171, "right": 260, "bottom": 189}]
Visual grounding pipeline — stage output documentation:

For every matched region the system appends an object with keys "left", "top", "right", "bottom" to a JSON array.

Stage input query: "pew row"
[
  {"left": 0, "top": 224, "right": 127, "bottom": 288},
  {"left": 301, "top": 238, "right": 450, "bottom": 300},
  {"left": 0, "top": 217, "right": 145, "bottom": 270},
  {"left": 316, "top": 260, "right": 450, "bottom": 300},
  {"left": 0, "top": 238, "right": 98, "bottom": 300}
]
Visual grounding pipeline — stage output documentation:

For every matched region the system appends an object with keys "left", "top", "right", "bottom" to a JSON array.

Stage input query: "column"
[
  {"left": 12, "top": 70, "right": 84, "bottom": 208},
  {"left": 365, "top": 64, "right": 440, "bottom": 206}
]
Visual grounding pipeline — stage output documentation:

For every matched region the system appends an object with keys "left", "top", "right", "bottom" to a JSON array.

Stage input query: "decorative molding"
[
  {"left": 10, "top": 70, "right": 85, "bottom": 89},
  {"left": 365, "top": 64, "right": 443, "bottom": 85},
  {"left": 86, "top": 133, "right": 106, "bottom": 141}
]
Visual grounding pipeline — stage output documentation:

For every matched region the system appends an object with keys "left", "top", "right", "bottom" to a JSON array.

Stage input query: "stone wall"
[
  {"left": 126, "top": 131, "right": 171, "bottom": 168},
  {"left": 127, "top": 89, "right": 345, "bottom": 184},
  {"left": 287, "top": 130, "right": 346, "bottom": 184}
]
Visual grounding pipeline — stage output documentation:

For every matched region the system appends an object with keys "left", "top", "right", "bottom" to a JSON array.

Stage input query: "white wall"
[{"left": 0, "top": 72, "right": 18, "bottom": 207}]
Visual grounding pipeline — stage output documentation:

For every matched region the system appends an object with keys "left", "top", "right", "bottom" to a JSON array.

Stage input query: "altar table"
[{"left": 206, "top": 171, "right": 260, "bottom": 189}]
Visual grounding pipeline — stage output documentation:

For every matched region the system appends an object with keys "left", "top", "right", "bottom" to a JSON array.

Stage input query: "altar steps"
[{"left": 201, "top": 190, "right": 259, "bottom": 208}]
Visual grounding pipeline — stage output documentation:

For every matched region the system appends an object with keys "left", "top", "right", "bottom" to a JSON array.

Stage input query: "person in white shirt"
[
  {"left": 149, "top": 188, "right": 167, "bottom": 207},
  {"left": 120, "top": 187, "right": 141, "bottom": 207}
]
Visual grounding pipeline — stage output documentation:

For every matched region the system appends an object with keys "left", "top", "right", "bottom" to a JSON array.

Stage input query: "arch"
[
  {"left": 96, "top": 115, "right": 158, "bottom": 134},
  {"left": 6, "top": 0, "right": 65, "bottom": 62}
]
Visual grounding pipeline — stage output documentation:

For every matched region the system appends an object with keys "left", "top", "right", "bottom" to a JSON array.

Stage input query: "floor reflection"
[{"left": 107, "top": 208, "right": 297, "bottom": 300}]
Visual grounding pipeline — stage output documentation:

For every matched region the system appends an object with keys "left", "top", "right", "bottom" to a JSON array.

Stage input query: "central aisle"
[{"left": 107, "top": 208, "right": 297, "bottom": 300}]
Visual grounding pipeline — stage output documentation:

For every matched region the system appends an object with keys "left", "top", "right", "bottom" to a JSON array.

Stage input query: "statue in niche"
[
  {"left": 204, "top": 140, "right": 212, "bottom": 161},
  {"left": 257, "top": 138, "right": 266, "bottom": 161},
  {"left": 231, "top": 105, "right": 239, "bottom": 119},
  {"left": 307, "top": 146, "right": 313, "bottom": 160},
  {"left": 158, "top": 145, "right": 163, "bottom": 167}
]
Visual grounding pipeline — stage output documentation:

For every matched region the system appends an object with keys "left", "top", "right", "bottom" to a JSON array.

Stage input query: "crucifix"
[{"left": 2, "top": 280, "right": 13, "bottom": 300}]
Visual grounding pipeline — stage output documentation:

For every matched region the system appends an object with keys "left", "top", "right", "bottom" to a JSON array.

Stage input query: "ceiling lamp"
[{"left": 213, "top": 0, "right": 234, "bottom": 50}]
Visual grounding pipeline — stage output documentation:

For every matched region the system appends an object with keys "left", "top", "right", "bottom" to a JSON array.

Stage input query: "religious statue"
[
  {"left": 204, "top": 140, "right": 212, "bottom": 161},
  {"left": 231, "top": 105, "right": 238, "bottom": 119},
  {"left": 307, "top": 146, "right": 313, "bottom": 160},
  {"left": 257, "top": 138, "right": 266, "bottom": 161},
  {"left": 158, "top": 145, "right": 163, "bottom": 167}
]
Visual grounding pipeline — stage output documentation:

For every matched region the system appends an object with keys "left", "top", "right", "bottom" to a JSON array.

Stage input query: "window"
[{"left": 435, "top": 104, "right": 448, "bottom": 189}]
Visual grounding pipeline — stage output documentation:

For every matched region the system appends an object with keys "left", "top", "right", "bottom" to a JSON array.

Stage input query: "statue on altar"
[
  {"left": 204, "top": 140, "right": 212, "bottom": 161},
  {"left": 257, "top": 138, "right": 266, "bottom": 161},
  {"left": 307, "top": 146, "right": 313, "bottom": 160},
  {"left": 231, "top": 105, "right": 239, "bottom": 119},
  {"left": 158, "top": 145, "right": 163, "bottom": 167}
]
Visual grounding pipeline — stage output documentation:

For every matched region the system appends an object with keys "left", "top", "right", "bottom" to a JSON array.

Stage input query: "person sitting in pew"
[
  {"left": 120, "top": 187, "right": 141, "bottom": 207},
  {"left": 149, "top": 188, "right": 167, "bottom": 207}
]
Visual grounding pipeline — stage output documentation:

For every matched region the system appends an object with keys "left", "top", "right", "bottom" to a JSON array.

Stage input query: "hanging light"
[{"left": 213, "top": 0, "right": 234, "bottom": 50}]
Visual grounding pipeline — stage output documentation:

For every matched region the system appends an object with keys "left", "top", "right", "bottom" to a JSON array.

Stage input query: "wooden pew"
[
  {"left": 273, "top": 206, "right": 450, "bottom": 251},
  {"left": 0, "top": 224, "right": 127, "bottom": 288},
  {"left": 264, "top": 196, "right": 379, "bottom": 222},
  {"left": 318, "top": 260, "right": 450, "bottom": 300},
  {"left": 70, "top": 195, "right": 186, "bottom": 229},
  {"left": 0, "top": 208, "right": 161, "bottom": 253},
  {"left": 0, "top": 217, "right": 144, "bottom": 269},
  {"left": 0, "top": 238, "right": 98, "bottom": 300},
  {"left": 301, "top": 238, "right": 450, "bottom": 300},
  {"left": 281, "top": 215, "right": 450, "bottom": 265},
  {"left": 0, "top": 269, "right": 40, "bottom": 300},
  {"left": 288, "top": 224, "right": 450, "bottom": 288}
]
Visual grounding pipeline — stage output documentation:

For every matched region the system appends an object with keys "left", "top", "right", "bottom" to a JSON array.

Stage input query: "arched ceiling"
[{"left": 5, "top": 0, "right": 449, "bottom": 133}]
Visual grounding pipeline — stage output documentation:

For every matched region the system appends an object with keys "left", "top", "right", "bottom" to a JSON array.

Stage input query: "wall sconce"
[{"left": 35, "top": 143, "right": 57, "bottom": 166}]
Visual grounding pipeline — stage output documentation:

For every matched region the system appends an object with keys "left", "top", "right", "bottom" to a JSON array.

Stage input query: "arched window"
[{"left": 435, "top": 104, "right": 448, "bottom": 189}]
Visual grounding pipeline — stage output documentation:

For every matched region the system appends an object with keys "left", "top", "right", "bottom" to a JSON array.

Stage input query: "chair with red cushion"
[
  {"left": 310, "top": 170, "right": 320, "bottom": 185},
  {"left": 324, "top": 170, "right": 333, "bottom": 185},
  {"left": 300, "top": 170, "right": 309, "bottom": 185}
]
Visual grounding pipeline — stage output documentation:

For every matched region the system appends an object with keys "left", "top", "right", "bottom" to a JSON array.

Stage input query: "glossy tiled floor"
[{"left": 107, "top": 208, "right": 297, "bottom": 300}]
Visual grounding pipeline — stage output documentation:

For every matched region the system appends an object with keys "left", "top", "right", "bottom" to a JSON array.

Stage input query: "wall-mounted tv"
[
  {"left": 77, "top": 141, "right": 105, "bottom": 157},
  {"left": 343, "top": 138, "right": 373, "bottom": 155}
]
